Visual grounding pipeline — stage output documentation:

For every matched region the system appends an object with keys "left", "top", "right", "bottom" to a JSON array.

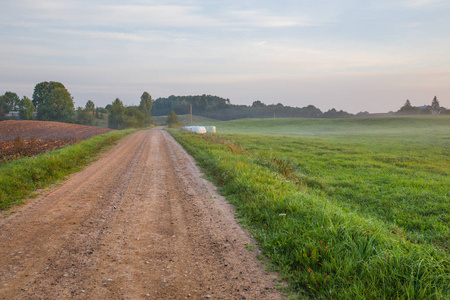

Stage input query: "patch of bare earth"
[
  {"left": 0, "top": 138, "right": 80, "bottom": 163},
  {"left": 0, "top": 120, "right": 112, "bottom": 163},
  {"left": 0, "top": 120, "right": 112, "bottom": 141},
  {"left": 0, "top": 128, "right": 284, "bottom": 299}
]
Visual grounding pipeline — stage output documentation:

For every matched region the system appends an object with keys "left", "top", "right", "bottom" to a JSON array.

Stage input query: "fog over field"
[{"left": 1, "top": 1, "right": 449, "bottom": 113}]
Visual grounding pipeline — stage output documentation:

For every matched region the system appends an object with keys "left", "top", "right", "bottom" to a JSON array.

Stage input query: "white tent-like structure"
[
  {"left": 182, "top": 126, "right": 207, "bottom": 134},
  {"left": 203, "top": 126, "right": 216, "bottom": 133}
]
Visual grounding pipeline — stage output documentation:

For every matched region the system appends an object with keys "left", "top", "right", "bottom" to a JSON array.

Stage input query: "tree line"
[
  {"left": 2, "top": 82, "right": 447, "bottom": 127},
  {"left": 152, "top": 95, "right": 353, "bottom": 120},
  {"left": 0, "top": 81, "right": 154, "bottom": 129},
  {"left": 107, "top": 92, "right": 153, "bottom": 129}
]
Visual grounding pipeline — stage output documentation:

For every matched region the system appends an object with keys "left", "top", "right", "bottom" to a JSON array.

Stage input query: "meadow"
[{"left": 170, "top": 116, "right": 450, "bottom": 299}]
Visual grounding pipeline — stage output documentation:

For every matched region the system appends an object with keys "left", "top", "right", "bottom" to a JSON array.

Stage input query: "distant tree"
[
  {"left": 105, "top": 104, "right": 112, "bottom": 112},
  {"left": 124, "top": 107, "right": 146, "bottom": 128},
  {"left": 152, "top": 94, "right": 230, "bottom": 116},
  {"left": 32, "top": 81, "right": 66, "bottom": 109},
  {"left": 96, "top": 107, "right": 106, "bottom": 119},
  {"left": 252, "top": 100, "right": 266, "bottom": 108},
  {"left": 322, "top": 108, "right": 353, "bottom": 118},
  {"left": 18, "top": 96, "right": 35, "bottom": 120},
  {"left": 85, "top": 100, "right": 95, "bottom": 112},
  {"left": 173, "top": 99, "right": 190, "bottom": 115},
  {"left": 193, "top": 94, "right": 208, "bottom": 112},
  {"left": 302, "top": 105, "right": 322, "bottom": 118},
  {"left": 37, "top": 87, "right": 75, "bottom": 122},
  {"left": 166, "top": 110, "right": 182, "bottom": 128},
  {"left": 139, "top": 91, "right": 153, "bottom": 125},
  {"left": 3, "top": 92, "right": 20, "bottom": 111},
  {"left": 108, "top": 98, "right": 125, "bottom": 129},
  {"left": 397, "top": 99, "right": 420, "bottom": 115},
  {"left": 75, "top": 107, "right": 94, "bottom": 125},
  {"left": 430, "top": 96, "right": 440, "bottom": 114}
]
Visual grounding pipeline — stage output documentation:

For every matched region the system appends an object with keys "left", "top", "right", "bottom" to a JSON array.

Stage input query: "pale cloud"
[
  {"left": 6, "top": 1, "right": 317, "bottom": 30},
  {"left": 406, "top": 0, "right": 444, "bottom": 7},
  {"left": 50, "top": 29, "right": 165, "bottom": 43},
  {"left": 8, "top": 1, "right": 220, "bottom": 28},
  {"left": 100, "top": 4, "right": 221, "bottom": 28},
  {"left": 227, "top": 9, "right": 314, "bottom": 28}
]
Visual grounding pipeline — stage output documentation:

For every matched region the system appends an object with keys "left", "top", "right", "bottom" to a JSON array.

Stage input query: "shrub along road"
[{"left": 0, "top": 128, "right": 283, "bottom": 299}]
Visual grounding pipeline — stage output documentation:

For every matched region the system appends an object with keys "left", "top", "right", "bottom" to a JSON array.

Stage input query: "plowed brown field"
[
  {"left": 0, "top": 121, "right": 112, "bottom": 162},
  {"left": 0, "top": 120, "right": 112, "bottom": 141}
]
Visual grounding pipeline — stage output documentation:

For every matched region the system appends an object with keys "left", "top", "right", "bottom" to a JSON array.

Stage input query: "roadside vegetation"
[
  {"left": 165, "top": 111, "right": 183, "bottom": 128},
  {"left": 0, "top": 129, "right": 135, "bottom": 210},
  {"left": 170, "top": 116, "right": 450, "bottom": 299}
]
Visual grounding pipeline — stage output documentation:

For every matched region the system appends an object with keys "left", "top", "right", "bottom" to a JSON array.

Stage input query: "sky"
[{"left": 1, "top": 0, "right": 449, "bottom": 113}]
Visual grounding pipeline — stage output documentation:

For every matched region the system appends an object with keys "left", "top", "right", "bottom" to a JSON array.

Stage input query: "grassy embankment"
[
  {"left": 0, "top": 129, "right": 135, "bottom": 210},
  {"left": 170, "top": 116, "right": 450, "bottom": 299}
]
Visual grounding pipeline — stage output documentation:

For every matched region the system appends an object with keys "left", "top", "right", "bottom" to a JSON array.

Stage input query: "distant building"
[
  {"left": 416, "top": 105, "right": 440, "bottom": 115},
  {"left": 5, "top": 111, "right": 20, "bottom": 120},
  {"left": 4, "top": 111, "right": 37, "bottom": 120}
]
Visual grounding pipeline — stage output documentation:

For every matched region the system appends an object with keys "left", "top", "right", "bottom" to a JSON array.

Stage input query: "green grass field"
[
  {"left": 152, "top": 114, "right": 220, "bottom": 126},
  {"left": 170, "top": 116, "right": 450, "bottom": 299}
]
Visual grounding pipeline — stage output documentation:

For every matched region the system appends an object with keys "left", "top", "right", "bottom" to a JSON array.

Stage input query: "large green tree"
[
  {"left": 3, "top": 92, "right": 20, "bottom": 111},
  {"left": 32, "top": 81, "right": 66, "bottom": 109},
  {"left": 85, "top": 100, "right": 95, "bottom": 112},
  {"left": 18, "top": 96, "right": 35, "bottom": 120},
  {"left": 108, "top": 98, "right": 126, "bottom": 129},
  {"left": 139, "top": 91, "right": 153, "bottom": 125},
  {"left": 37, "top": 87, "right": 75, "bottom": 122}
]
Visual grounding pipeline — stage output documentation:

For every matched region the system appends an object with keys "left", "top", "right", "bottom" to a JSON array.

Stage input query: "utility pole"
[{"left": 190, "top": 105, "right": 193, "bottom": 125}]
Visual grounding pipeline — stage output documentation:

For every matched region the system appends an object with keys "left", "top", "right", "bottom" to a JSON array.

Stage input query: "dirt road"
[{"left": 0, "top": 128, "right": 283, "bottom": 299}]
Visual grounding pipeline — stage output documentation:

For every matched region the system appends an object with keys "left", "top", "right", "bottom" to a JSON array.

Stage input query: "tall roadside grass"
[
  {"left": 0, "top": 129, "right": 135, "bottom": 210},
  {"left": 170, "top": 129, "right": 450, "bottom": 299}
]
